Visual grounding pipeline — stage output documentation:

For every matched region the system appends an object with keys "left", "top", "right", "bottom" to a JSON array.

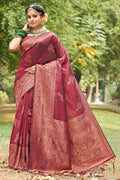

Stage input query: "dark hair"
[{"left": 25, "top": 3, "right": 45, "bottom": 16}]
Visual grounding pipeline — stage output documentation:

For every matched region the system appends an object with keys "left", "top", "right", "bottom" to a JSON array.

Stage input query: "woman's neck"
[{"left": 29, "top": 26, "right": 48, "bottom": 34}]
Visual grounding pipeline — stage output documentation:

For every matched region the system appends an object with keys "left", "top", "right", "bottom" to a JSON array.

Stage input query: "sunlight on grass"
[
  {"left": 0, "top": 122, "right": 13, "bottom": 154},
  {"left": 93, "top": 110, "right": 120, "bottom": 158},
  {"left": 0, "top": 113, "right": 15, "bottom": 122}
]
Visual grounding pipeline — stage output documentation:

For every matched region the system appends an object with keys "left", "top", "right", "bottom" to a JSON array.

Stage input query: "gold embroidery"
[
  {"left": 48, "top": 44, "right": 55, "bottom": 54},
  {"left": 15, "top": 73, "right": 34, "bottom": 109},
  {"left": 57, "top": 92, "right": 64, "bottom": 102},
  {"left": 14, "top": 132, "right": 20, "bottom": 143},
  {"left": 24, "top": 55, "right": 32, "bottom": 64},
  {"left": 21, "top": 32, "right": 55, "bottom": 55},
  {"left": 67, "top": 74, "right": 74, "bottom": 85}
]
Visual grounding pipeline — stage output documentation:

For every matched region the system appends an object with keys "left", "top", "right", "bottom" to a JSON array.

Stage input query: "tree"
[
  {"left": 72, "top": 0, "right": 120, "bottom": 103},
  {"left": 0, "top": 0, "right": 78, "bottom": 103},
  {"left": 1, "top": 0, "right": 120, "bottom": 104}
]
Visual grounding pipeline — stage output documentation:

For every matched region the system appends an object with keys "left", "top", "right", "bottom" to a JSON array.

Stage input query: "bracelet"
[{"left": 16, "top": 30, "right": 27, "bottom": 39}]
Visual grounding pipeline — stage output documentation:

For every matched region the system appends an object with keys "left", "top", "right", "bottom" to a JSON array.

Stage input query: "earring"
[
  {"left": 41, "top": 19, "right": 44, "bottom": 27},
  {"left": 41, "top": 24, "right": 45, "bottom": 27}
]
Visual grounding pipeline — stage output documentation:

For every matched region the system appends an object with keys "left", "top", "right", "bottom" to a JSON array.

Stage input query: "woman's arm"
[
  {"left": 9, "top": 24, "right": 29, "bottom": 52},
  {"left": 9, "top": 37, "right": 22, "bottom": 52}
]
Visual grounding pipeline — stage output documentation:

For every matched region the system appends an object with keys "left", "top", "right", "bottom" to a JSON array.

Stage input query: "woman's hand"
[
  {"left": 23, "top": 24, "right": 30, "bottom": 33},
  {"left": 9, "top": 24, "right": 29, "bottom": 52},
  {"left": 25, "top": 65, "right": 36, "bottom": 74}
]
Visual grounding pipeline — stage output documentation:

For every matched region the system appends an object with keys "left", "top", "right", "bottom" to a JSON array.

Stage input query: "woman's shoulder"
[
  {"left": 47, "top": 31, "right": 58, "bottom": 39},
  {"left": 22, "top": 31, "right": 58, "bottom": 43}
]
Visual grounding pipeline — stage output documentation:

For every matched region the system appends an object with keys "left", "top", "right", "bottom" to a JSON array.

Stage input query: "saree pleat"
[
  {"left": 9, "top": 31, "right": 115, "bottom": 174},
  {"left": 9, "top": 88, "right": 33, "bottom": 170}
]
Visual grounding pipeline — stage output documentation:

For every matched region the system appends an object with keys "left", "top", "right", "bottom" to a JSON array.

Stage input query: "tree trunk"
[
  {"left": 87, "top": 86, "right": 93, "bottom": 103},
  {"left": 104, "top": 73, "right": 110, "bottom": 102},
  {"left": 94, "top": 73, "right": 100, "bottom": 102},
  {"left": 96, "top": 74, "right": 99, "bottom": 98}
]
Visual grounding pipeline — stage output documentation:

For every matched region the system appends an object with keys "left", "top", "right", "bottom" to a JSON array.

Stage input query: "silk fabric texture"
[{"left": 9, "top": 32, "right": 115, "bottom": 175}]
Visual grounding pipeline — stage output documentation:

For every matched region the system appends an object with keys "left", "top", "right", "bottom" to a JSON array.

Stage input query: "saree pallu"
[{"left": 9, "top": 32, "right": 115, "bottom": 174}]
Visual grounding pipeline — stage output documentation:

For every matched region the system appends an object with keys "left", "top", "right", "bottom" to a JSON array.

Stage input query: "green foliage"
[
  {"left": 73, "top": 15, "right": 106, "bottom": 86},
  {"left": 0, "top": 1, "right": 25, "bottom": 71},
  {"left": 94, "top": 0, "right": 120, "bottom": 78},
  {"left": 0, "top": 66, "right": 15, "bottom": 103},
  {"left": 79, "top": 69, "right": 96, "bottom": 92},
  {"left": 1, "top": 0, "right": 120, "bottom": 103},
  {"left": 104, "top": 82, "right": 117, "bottom": 102},
  {"left": 0, "top": 91, "right": 9, "bottom": 105},
  {"left": 73, "top": 0, "right": 120, "bottom": 102}
]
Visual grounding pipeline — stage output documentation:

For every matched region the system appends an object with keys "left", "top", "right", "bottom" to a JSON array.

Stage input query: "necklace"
[{"left": 29, "top": 26, "right": 48, "bottom": 34}]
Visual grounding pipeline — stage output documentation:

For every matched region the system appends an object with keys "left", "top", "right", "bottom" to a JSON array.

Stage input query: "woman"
[{"left": 8, "top": 3, "right": 115, "bottom": 175}]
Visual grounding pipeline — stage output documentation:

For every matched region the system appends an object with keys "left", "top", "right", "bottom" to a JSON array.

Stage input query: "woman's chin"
[{"left": 30, "top": 25, "right": 35, "bottom": 29}]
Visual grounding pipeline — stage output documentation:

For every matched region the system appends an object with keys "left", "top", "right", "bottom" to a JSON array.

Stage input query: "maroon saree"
[{"left": 9, "top": 32, "right": 115, "bottom": 174}]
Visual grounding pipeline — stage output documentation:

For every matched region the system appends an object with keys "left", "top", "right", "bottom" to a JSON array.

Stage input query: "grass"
[
  {"left": 93, "top": 110, "right": 120, "bottom": 158},
  {"left": 0, "top": 121, "right": 13, "bottom": 141},
  {"left": 0, "top": 122, "right": 13, "bottom": 154},
  {"left": 90, "top": 104, "right": 120, "bottom": 114}
]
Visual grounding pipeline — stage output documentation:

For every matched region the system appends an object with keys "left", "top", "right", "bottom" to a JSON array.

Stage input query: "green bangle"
[
  {"left": 19, "top": 30, "right": 27, "bottom": 35},
  {"left": 16, "top": 34, "right": 24, "bottom": 39},
  {"left": 16, "top": 30, "right": 27, "bottom": 39}
]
